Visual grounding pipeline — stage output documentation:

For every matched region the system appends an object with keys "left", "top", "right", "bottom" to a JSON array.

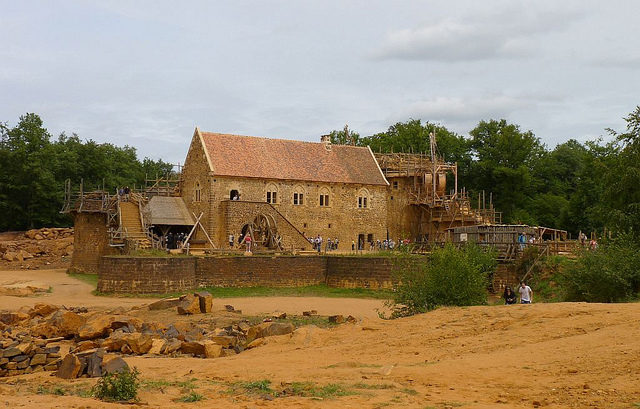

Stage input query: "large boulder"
[
  {"left": 177, "top": 294, "right": 201, "bottom": 315},
  {"left": 121, "top": 333, "right": 153, "bottom": 354},
  {"left": 0, "top": 312, "right": 29, "bottom": 325},
  {"left": 77, "top": 315, "right": 141, "bottom": 340},
  {"left": 28, "top": 303, "right": 58, "bottom": 318},
  {"left": 148, "top": 298, "right": 181, "bottom": 311},
  {"left": 202, "top": 341, "right": 223, "bottom": 358},
  {"left": 180, "top": 341, "right": 205, "bottom": 356},
  {"left": 195, "top": 291, "right": 213, "bottom": 313},
  {"left": 77, "top": 315, "right": 116, "bottom": 340},
  {"left": 51, "top": 310, "right": 86, "bottom": 338},
  {"left": 102, "top": 356, "right": 129, "bottom": 375},
  {"left": 246, "top": 322, "right": 295, "bottom": 343},
  {"left": 56, "top": 354, "right": 82, "bottom": 379}
]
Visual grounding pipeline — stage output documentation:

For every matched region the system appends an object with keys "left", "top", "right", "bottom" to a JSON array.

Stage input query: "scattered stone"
[
  {"left": 328, "top": 315, "right": 345, "bottom": 324},
  {"left": 302, "top": 310, "right": 318, "bottom": 317},
  {"left": 272, "top": 312, "right": 287, "bottom": 320},
  {"left": 246, "top": 322, "right": 295, "bottom": 343}
]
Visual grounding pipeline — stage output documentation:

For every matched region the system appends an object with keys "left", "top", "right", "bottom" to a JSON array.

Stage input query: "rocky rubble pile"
[
  {"left": 0, "top": 293, "right": 300, "bottom": 378},
  {"left": 0, "top": 227, "right": 73, "bottom": 264},
  {"left": 0, "top": 336, "right": 62, "bottom": 377}
]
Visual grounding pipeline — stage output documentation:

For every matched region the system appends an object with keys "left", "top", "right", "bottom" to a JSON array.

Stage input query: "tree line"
[
  {"left": 330, "top": 107, "right": 640, "bottom": 240},
  {"left": 2, "top": 108, "right": 639, "bottom": 240},
  {"left": 0, "top": 113, "right": 173, "bottom": 231}
]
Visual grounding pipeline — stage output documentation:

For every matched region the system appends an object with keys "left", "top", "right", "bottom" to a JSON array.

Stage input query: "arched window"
[
  {"left": 319, "top": 187, "right": 330, "bottom": 207},
  {"left": 266, "top": 183, "right": 278, "bottom": 204},
  {"left": 194, "top": 181, "right": 202, "bottom": 202},
  {"left": 293, "top": 185, "right": 305, "bottom": 206},
  {"left": 357, "top": 188, "right": 369, "bottom": 208}
]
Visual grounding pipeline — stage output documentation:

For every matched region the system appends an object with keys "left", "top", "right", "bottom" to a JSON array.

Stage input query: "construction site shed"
[{"left": 144, "top": 196, "right": 194, "bottom": 226}]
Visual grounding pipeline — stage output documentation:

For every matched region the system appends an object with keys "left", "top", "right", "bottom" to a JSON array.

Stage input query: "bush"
[
  {"left": 92, "top": 367, "right": 140, "bottom": 402},
  {"left": 388, "top": 243, "right": 497, "bottom": 317},
  {"left": 563, "top": 237, "right": 640, "bottom": 302}
]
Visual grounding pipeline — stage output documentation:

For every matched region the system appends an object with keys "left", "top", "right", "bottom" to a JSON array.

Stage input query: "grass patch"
[
  {"left": 36, "top": 383, "right": 92, "bottom": 398},
  {"left": 67, "top": 272, "right": 98, "bottom": 287},
  {"left": 400, "top": 387, "right": 419, "bottom": 396},
  {"left": 352, "top": 382, "right": 396, "bottom": 390},
  {"left": 175, "top": 391, "right": 205, "bottom": 402},
  {"left": 203, "top": 285, "right": 392, "bottom": 299},
  {"left": 225, "top": 379, "right": 358, "bottom": 399},
  {"left": 141, "top": 377, "right": 199, "bottom": 391},
  {"left": 283, "top": 382, "right": 356, "bottom": 399},
  {"left": 95, "top": 284, "right": 392, "bottom": 300}
]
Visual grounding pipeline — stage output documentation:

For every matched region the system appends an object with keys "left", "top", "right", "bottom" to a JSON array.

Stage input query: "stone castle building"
[
  {"left": 181, "top": 128, "right": 389, "bottom": 251},
  {"left": 64, "top": 127, "right": 496, "bottom": 272}
]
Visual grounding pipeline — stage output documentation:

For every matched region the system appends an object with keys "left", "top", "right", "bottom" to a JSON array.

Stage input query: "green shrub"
[
  {"left": 563, "top": 237, "right": 640, "bottom": 302},
  {"left": 388, "top": 243, "right": 497, "bottom": 316},
  {"left": 92, "top": 368, "right": 140, "bottom": 402}
]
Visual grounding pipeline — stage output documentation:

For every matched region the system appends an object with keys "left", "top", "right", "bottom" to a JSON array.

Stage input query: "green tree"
[
  {"left": 601, "top": 106, "right": 640, "bottom": 239},
  {"left": 469, "top": 119, "right": 544, "bottom": 223},
  {"left": 0, "top": 114, "right": 58, "bottom": 229},
  {"left": 328, "top": 125, "right": 361, "bottom": 146}
]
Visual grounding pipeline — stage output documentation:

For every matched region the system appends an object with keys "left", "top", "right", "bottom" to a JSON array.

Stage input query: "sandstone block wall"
[
  {"left": 325, "top": 257, "right": 397, "bottom": 289},
  {"left": 97, "top": 255, "right": 400, "bottom": 293},
  {"left": 195, "top": 256, "right": 326, "bottom": 287},
  {"left": 98, "top": 257, "right": 196, "bottom": 294},
  {"left": 221, "top": 201, "right": 312, "bottom": 251}
]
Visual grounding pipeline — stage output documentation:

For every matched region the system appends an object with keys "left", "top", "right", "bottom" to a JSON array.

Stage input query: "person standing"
[
  {"left": 503, "top": 286, "right": 517, "bottom": 305},
  {"left": 229, "top": 233, "right": 235, "bottom": 249},
  {"left": 519, "top": 281, "right": 533, "bottom": 304},
  {"left": 244, "top": 234, "right": 252, "bottom": 253}
]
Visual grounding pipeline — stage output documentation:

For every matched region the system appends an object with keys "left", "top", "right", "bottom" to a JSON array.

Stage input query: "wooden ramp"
[{"left": 120, "top": 201, "right": 151, "bottom": 249}]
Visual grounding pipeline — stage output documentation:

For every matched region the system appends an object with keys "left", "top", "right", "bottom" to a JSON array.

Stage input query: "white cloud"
[{"left": 371, "top": 7, "right": 583, "bottom": 62}]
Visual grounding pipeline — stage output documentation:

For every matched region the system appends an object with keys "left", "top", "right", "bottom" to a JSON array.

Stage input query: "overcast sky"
[{"left": 2, "top": 0, "right": 639, "bottom": 164}]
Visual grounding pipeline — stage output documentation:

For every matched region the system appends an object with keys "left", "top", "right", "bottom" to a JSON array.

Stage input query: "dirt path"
[{"left": 0, "top": 268, "right": 387, "bottom": 318}]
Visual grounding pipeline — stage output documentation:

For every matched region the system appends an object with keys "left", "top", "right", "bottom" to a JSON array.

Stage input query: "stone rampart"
[{"left": 97, "top": 255, "right": 399, "bottom": 294}]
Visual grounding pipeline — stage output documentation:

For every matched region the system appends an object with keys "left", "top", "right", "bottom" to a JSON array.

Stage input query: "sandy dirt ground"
[{"left": 1, "top": 268, "right": 639, "bottom": 409}]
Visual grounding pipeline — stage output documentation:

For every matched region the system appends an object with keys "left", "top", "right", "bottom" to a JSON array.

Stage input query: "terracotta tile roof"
[{"left": 199, "top": 131, "right": 388, "bottom": 186}]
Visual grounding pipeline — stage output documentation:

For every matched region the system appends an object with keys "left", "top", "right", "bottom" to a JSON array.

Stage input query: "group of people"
[
  {"left": 227, "top": 233, "right": 254, "bottom": 252},
  {"left": 503, "top": 282, "right": 533, "bottom": 304},
  {"left": 308, "top": 235, "right": 340, "bottom": 253},
  {"left": 117, "top": 186, "right": 131, "bottom": 201},
  {"left": 164, "top": 232, "right": 186, "bottom": 249},
  {"left": 578, "top": 232, "right": 598, "bottom": 250},
  {"left": 517, "top": 232, "right": 537, "bottom": 250}
]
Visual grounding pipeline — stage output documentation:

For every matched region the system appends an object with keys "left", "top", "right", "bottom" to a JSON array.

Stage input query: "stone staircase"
[{"left": 119, "top": 201, "right": 151, "bottom": 249}]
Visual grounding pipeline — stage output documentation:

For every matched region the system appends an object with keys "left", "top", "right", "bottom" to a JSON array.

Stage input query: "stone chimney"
[{"left": 320, "top": 134, "right": 332, "bottom": 151}]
